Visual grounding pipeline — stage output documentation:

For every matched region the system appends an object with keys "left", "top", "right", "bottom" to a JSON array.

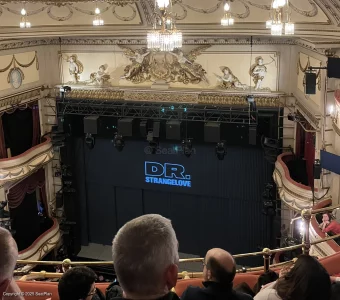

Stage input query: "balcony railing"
[
  {"left": 0, "top": 137, "right": 53, "bottom": 184},
  {"left": 273, "top": 153, "right": 326, "bottom": 211},
  {"left": 17, "top": 217, "right": 61, "bottom": 272}
]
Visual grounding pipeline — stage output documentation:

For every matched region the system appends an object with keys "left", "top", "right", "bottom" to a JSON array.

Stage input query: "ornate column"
[{"left": 301, "top": 208, "right": 312, "bottom": 255}]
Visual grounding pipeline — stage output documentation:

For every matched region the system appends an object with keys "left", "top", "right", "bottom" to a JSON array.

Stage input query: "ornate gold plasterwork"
[
  {"left": 123, "top": 91, "right": 199, "bottom": 103},
  {"left": 120, "top": 45, "right": 210, "bottom": 85},
  {"left": 64, "top": 87, "right": 284, "bottom": 107},
  {"left": 0, "top": 87, "right": 41, "bottom": 110},
  {"left": 0, "top": 0, "right": 137, "bottom": 4},
  {"left": 198, "top": 94, "right": 280, "bottom": 107},
  {"left": 0, "top": 139, "right": 54, "bottom": 184},
  {"left": 66, "top": 89, "right": 123, "bottom": 100}
]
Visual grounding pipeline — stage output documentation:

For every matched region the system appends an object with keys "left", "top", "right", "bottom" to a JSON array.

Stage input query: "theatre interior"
[{"left": 1, "top": 0, "right": 340, "bottom": 298}]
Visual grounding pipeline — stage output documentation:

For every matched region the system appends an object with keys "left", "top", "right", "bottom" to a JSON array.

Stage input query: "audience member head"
[
  {"left": 112, "top": 214, "right": 179, "bottom": 299},
  {"left": 58, "top": 266, "right": 97, "bottom": 300},
  {"left": 203, "top": 248, "right": 236, "bottom": 287},
  {"left": 323, "top": 213, "right": 332, "bottom": 223},
  {"left": 275, "top": 254, "right": 331, "bottom": 300},
  {"left": 0, "top": 227, "right": 18, "bottom": 294},
  {"left": 253, "top": 270, "right": 278, "bottom": 294},
  {"left": 331, "top": 282, "right": 340, "bottom": 300}
]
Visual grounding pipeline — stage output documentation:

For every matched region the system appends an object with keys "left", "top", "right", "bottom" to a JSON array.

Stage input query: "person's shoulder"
[
  {"left": 181, "top": 286, "right": 204, "bottom": 300},
  {"left": 254, "top": 287, "right": 281, "bottom": 300},
  {"left": 233, "top": 290, "right": 254, "bottom": 300}
]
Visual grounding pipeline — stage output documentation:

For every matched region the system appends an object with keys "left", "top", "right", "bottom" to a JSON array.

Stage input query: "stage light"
[
  {"left": 262, "top": 136, "right": 279, "bottom": 149},
  {"left": 113, "top": 133, "right": 124, "bottom": 151},
  {"left": 246, "top": 95, "right": 255, "bottom": 103},
  {"left": 182, "top": 139, "right": 193, "bottom": 158},
  {"left": 287, "top": 113, "right": 300, "bottom": 122},
  {"left": 215, "top": 141, "right": 226, "bottom": 160},
  {"left": 85, "top": 133, "right": 95, "bottom": 149}
]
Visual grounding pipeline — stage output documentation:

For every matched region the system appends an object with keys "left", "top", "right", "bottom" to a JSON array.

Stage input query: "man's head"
[
  {"left": 58, "top": 266, "right": 96, "bottom": 300},
  {"left": 0, "top": 227, "right": 18, "bottom": 292},
  {"left": 112, "top": 214, "right": 179, "bottom": 299},
  {"left": 203, "top": 248, "right": 236, "bottom": 285}
]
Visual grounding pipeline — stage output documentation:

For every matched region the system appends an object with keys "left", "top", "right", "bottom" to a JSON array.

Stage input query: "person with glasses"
[
  {"left": 182, "top": 248, "right": 253, "bottom": 300},
  {"left": 58, "top": 266, "right": 103, "bottom": 300}
]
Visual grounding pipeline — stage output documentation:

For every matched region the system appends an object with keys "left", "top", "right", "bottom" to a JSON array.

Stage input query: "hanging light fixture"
[
  {"left": 147, "top": 0, "right": 182, "bottom": 52},
  {"left": 221, "top": 0, "right": 234, "bottom": 26},
  {"left": 19, "top": 7, "right": 31, "bottom": 28},
  {"left": 93, "top": 5, "right": 104, "bottom": 26},
  {"left": 267, "top": 0, "right": 294, "bottom": 36}
]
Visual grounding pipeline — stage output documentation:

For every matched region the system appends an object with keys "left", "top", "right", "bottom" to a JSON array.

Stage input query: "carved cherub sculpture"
[
  {"left": 120, "top": 47, "right": 151, "bottom": 81},
  {"left": 250, "top": 56, "right": 275, "bottom": 90},
  {"left": 215, "top": 66, "right": 247, "bottom": 90},
  {"left": 65, "top": 54, "right": 84, "bottom": 83}
]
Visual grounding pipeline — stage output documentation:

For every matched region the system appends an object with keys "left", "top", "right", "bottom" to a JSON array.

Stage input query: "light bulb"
[
  {"left": 329, "top": 105, "right": 334, "bottom": 115},
  {"left": 95, "top": 7, "right": 100, "bottom": 14},
  {"left": 277, "top": 0, "right": 286, "bottom": 7},
  {"left": 21, "top": 8, "right": 26, "bottom": 16},
  {"left": 156, "top": 0, "right": 170, "bottom": 9},
  {"left": 224, "top": 3, "right": 230, "bottom": 11},
  {"left": 272, "top": 0, "right": 279, "bottom": 9},
  {"left": 266, "top": 20, "right": 272, "bottom": 29}
]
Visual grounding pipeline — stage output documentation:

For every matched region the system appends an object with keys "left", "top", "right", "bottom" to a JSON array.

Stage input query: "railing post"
[
  {"left": 263, "top": 248, "right": 271, "bottom": 272},
  {"left": 301, "top": 208, "right": 312, "bottom": 255}
]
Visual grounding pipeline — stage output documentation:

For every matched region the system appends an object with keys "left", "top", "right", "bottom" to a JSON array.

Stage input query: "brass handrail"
[{"left": 16, "top": 234, "right": 340, "bottom": 266}]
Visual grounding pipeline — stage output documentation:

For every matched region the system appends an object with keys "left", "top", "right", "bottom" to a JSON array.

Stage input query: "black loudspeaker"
[
  {"left": 140, "top": 120, "right": 148, "bottom": 137},
  {"left": 327, "top": 57, "right": 340, "bottom": 79},
  {"left": 249, "top": 126, "right": 257, "bottom": 145},
  {"left": 204, "top": 123, "right": 221, "bottom": 143},
  {"left": 166, "top": 120, "right": 181, "bottom": 140},
  {"left": 153, "top": 121, "right": 160, "bottom": 138},
  {"left": 305, "top": 72, "right": 317, "bottom": 95},
  {"left": 314, "top": 160, "right": 322, "bottom": 179},
  {"left": 84, "top": 116, "right": 99, "bottom": 134},
  {"left": 118, "top": 118, "right": 134, "bottom": 137}
]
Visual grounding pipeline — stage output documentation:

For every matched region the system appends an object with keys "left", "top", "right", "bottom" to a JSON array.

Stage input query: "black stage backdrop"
[{"left": 70, "top": 137, "right": 275, "bottom": 266}]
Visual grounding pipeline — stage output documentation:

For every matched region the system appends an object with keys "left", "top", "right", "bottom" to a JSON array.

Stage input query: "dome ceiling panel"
[
  {"left": 172, "top": 0, "right": 329, "bottom": 24},
  {"left": 0, "top": 0, "right": 339, "bottom": 40}
]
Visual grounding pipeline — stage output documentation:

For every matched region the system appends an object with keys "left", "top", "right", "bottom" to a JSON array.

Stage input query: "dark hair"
[
  {"left": 206, "top": 257, "right": 236, "bottom": 286},
  {"left": 331, "top": 283, "right": 340, "bottom": 300},
  {"left": 323, "top": 213, "right": 333, "bottom": 221},
  {"left": 253, "top": 270, "right": 279, "bottom": 294},
  {"left": 58, "top": 266, "right": 96, "bottom": 300},
  {"left": 275, "top": 255, "right": 331, "bottom": 300}
]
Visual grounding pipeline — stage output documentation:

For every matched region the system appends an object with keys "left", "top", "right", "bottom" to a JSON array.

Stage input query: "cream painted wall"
[{"left": 0, "top": 51, "right": 39, "bottom": 91}]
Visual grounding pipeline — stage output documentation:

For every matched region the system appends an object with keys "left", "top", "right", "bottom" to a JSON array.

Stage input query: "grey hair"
[
  {"left": 0, "top": 228, "right": 18, "bottom": 283},
  {"left": 112, "top": 214, "right": 178, "bottom": 297}
]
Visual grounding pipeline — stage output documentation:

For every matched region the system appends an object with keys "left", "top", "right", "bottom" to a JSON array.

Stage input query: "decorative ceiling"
[{"left": 0, "top": 0, "right": 340, "bottom": 43}]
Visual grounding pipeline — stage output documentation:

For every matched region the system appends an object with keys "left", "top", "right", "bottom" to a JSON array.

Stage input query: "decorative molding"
[
  {"left": 65, "top": 87, "right": 285, "bottom": 106},
  {"left": 0, "top": 0, "right": 138, "bottom": 4},
  {"left": 0, "top": 137, "right": 54, "bottom": 184},
  {"left": 273, "top": 153, "right": 329, "bottom": 211},
  {"left": 17, "top": 218, "right": 61, "bottom": 272},
  {"left": 296, "top": 101, "right": 321, "bottom": 129},
  {"left": 0, "top": 87, "right": 42, "bottom": 110},
  {"left": 333, "top": 120, "right": 340, "bottom": 136}
]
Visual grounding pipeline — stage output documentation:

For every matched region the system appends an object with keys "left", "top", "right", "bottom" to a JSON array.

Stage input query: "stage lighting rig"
[
  {"left": 215, "top": 141, "right": 226, "bottom": 160},
  {"left": 182, "top": 139, "right": 193, "bottom": 158},
  {"left": 85, "top": 133, "right": 95, "bottom": 149},
  {"left": 147, "top": 131, "right": 158, "bottom": 154},
  {"left": 113, "top": 133, "right": 125, "bottom": 152}
]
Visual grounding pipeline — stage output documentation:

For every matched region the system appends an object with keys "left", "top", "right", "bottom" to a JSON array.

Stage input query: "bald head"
[
  {"left": 0, "top": 227, "right": 18, "bottom": 283},
  {"left": 204, "top": 248, "right": 236, "bottom": 285}
]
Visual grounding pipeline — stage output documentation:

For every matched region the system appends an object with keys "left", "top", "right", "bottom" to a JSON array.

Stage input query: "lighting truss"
[{"left": 56, "top": 98, "right": 259, "bottom": 125}]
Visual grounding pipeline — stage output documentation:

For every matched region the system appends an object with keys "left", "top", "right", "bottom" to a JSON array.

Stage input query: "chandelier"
[
  {"left": 266, "top": 0, "right": 294, "bottom": 36},
  {"left": 20, "top": 8, "right": 31, "bottom": 28},
  {"left": 93, "top": 7, "right": 104, "bottom": 26},
  {"left": 221, "top": 1, "right": 234, "bottom": 26},
  {"left": 147, "top": 0, "right": 182, "bottom": 52}
]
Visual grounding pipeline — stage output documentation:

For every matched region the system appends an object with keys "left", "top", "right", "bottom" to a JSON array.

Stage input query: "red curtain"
[
  {"left": 7, "top": 169, "right": 45, "bottom": 209},
  {"left": 295, "top": 123, "right": 302, "bottom": 158},
  {"left": 31, "top": 104, "right": 40, "bottom": 146},
  {"left": 304, "top": 131, "right": 315, "bottom": 188},
  {"left": 0, "top": 115, "right": 6, "bottom": 159}
]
